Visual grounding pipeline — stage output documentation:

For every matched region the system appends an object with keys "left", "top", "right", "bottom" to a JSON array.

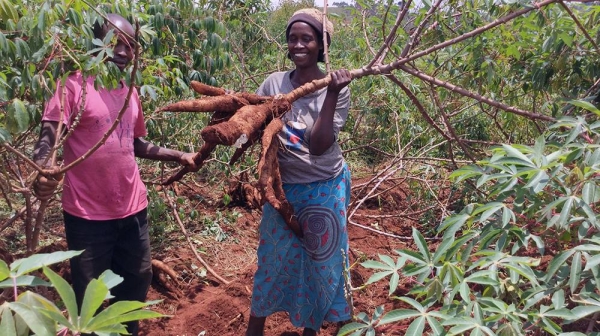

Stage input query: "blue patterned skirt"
[{"left": 250, "top": 164, "right": 352, "bottom": 329}]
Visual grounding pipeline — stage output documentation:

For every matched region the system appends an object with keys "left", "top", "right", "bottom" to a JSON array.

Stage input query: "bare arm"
[
  {"left": 32, "top": 121, "right": 62, "bottom": 200},
  {"left": 309, "top": 69, "right": 352, "bottom": 156},
  {"left": 133, "top": 137, "right": 197, "bottom": 168},
  {"left": 33, "top": 121, "right": 60, "bottom": 166}
]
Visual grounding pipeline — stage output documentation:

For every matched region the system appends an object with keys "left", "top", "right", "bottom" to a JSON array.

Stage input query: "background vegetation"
[{"left": 1, "top": 0, "right": 600, "bottom": 334}]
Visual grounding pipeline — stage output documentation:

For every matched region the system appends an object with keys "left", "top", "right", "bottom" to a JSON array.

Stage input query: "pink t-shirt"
[{"left": 43, "top": 72, "right": 148, "bottom": 220}]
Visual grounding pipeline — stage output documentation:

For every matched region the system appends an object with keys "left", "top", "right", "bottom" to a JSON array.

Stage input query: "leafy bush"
[
  {"left": 342, "top": 103, "right": 600, "bottom": 336},
  {"left": 0, "top": 250, "right": 163, "bottom": 336}
]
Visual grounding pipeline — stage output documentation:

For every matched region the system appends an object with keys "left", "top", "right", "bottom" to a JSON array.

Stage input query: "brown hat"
[{"left": 286, "top": 8, "right": 334, "bottom": 62}]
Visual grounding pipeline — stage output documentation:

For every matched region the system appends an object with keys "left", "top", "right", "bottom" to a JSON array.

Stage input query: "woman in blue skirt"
[{"left": 245, "top": 7, "right": 353, "bottom": 336}]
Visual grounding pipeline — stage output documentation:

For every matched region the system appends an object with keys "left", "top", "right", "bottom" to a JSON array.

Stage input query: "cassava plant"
[
  {"left": 0, "top": 0, "right": 233, "bottom": 253},
  {"left": 154, "top": 0, "right": 599, "bottom": 240},
  {"left": 0, "top": 250, "right": 164, "bottom": 336},
  {"left": 340, "top": 101, "right": 600, "bottom": 336}
]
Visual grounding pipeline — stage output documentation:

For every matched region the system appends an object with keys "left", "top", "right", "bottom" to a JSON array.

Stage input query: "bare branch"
[
  {"left": 322, "top": 1, "right": 331, "bottom": 72},
  {"left": 558, "top": 0, "right": 600, "bottom": 54},
  {"left": 400, "top": 0, "right": 444, "bottom": 58},
  {"left": 355, "top": 0, "right": 561, "bottom": 77},
  {"left": 399, "top": 65, "right": 555, "bottom": 121},
  {"left": 367, "top": 0, "right": 413, "bottom": 67},
  {"left": 429, "top": 85, "right": 477, "bottom": 162}
]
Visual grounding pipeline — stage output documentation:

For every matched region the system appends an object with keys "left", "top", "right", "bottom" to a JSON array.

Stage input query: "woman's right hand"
[
  {"left": 33, "top": 168, "right": 63, "bottom": 201},
  {"left": 328, "top": 69, "right": 352, "bottom": 93}
]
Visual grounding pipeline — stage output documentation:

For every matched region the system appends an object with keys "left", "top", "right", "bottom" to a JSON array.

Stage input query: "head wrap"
[{"left": 286, "top": 8, "right": 334, "bottom": 62}]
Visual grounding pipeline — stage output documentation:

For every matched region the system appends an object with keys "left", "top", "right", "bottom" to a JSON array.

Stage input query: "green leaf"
[
  {"left": 0, "top": 260, "right": 9, "bottom": 281},
  {"left": 426, "top": 314, "right": 445, "bottom": 335},
  {"left": 378, "top": 309, "right": 421, "bottom": 324},
  {"left": 557, "top": 197, "right": 575, "bottom": 229},
  {"left": 544, "top": 250, "right": 575, "bottom": 282},
  {"left": 389, "top": 272, "right": 399, "bottom": 296},
  {"left": 503, "top": 264, "right": 539, "bottom": 287},
  {"left": 570, "top": 305, "right": 600, "bottom": 319},
  {"left": 379, "top": 254, "right": 396, "bottom": 268},
  {"left": 396, "top": 249, "right": 427, "bottom": 265},
  {"left": 582, "top": 182, "right": 600, "bottom": 205},
  {"left": 412, "top": 228, "right": 431, "bottom": 263},
  {"left": 552, "top": 290, "right": 565, "bottom": 310},
  {"left": 501, "top": 144, "right": 534, "bottom": 167},
  {"left": 542, "top": 308, "right": 574, "bottom": 319},
  {"left": 568, "top": 100, "right": 600, "bottom": 116},
  {"left": 140, "top": 85, "right": 158, "bottom": 100},
  {"left": 361, "top": 260, "right": 391, "bottom": 270},
  {"left": 8, "top": 302, "right": 55, "bottom": 336},
  {"left": 16, "top": 291, "right": 57, "bottom": 312},
  {"left": 0, "top": 0, "right": 19, "bottom": 22},
  {"left": 37, "top": 308, "right": 74, "bottom": 331},
  {"left": 439, "top": 214, "right": 471, "bottom": 238},
  {"left": 7, "top": 99, "right": 29, "bottom": 134},
  {"left": 0, "top": 128, "right": 12, "bottom": 143},
  {"left": 405, "top": 315, "right": 425, "bottom": 336},
  {"left": 0, "top": 303, "right": 17, "bottom": 336},
  {"left": 15, "top": 291, "right": 65, "bottom": 331},
  {"left": 426, "top": 278, "right": 443, "bottom": 302},
  {"left": 583, "top": 254, "right": 600, "bottom": 271},
  {"left": 11, "top": 251, "right": 83, "bottom": 277},
  {"left": 364, "top": 270, "right": 393, "bottom": 285},
  {"left": 0, "top": 276, "right": 50, "bottom": 288},
  {"left": 569, "top": 252, "right": 582, "bottom": 294},
  {"left": 497, "top": 322, "right": 521, "bottom": 336},
  {"left": 97, "top": 270, "right": 124, "bottom": 290},
  {"left": 337, "top": 322, "right": 369, "bottom": 336},
  {"left": 432, "top": 236, "right": 454, "bottom": 264},
  {"left": 85, "top": 301, "right": 163, "bottom": 330},
  {"left": 524, "top": 170, "right": 549, "bottom": 194},
  {"left": 42, "top": 267, "right": 78, "bottom": 328},
  {"left": 398, "top": 297, "right": 425, "bottom": 312},
  {"left": 79, "top": 279, "right": 110, "bottom": 327}
]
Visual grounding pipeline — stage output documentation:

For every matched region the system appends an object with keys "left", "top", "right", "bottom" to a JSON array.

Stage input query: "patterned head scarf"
[{"left": 286, "top": 8, "right": 334, "bottom": 62}]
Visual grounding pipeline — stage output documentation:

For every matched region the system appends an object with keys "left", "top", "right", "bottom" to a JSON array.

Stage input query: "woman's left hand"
[
  {"left": 178, "top": 152, "right": 198, "bottom": 171},
  {"left": 328, "top": 69, "right": 352, "bottom": 93}
]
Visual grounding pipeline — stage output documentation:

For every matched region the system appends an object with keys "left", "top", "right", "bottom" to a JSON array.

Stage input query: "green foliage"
[
  {"left": 0, "top": 250, "right": 163, "bottom": 336},
  {"left": 0, "top": 0, "right": 233, "bottom": 144},
  {"left": 348, "top": 102, "right": 600, "bottom": 335}
]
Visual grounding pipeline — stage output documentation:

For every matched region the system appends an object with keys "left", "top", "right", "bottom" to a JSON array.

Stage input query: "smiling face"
[
  {"left": 287, "top": 22, "right": 322, "bottom": 69},
  {"left": 101, "top": 14, "right": 135, "bottom": 71}
]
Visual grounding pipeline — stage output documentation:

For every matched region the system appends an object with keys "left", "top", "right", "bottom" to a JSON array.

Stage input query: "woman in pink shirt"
[{"left": 32, "top": 14, "right": 196, "bottom": 336}]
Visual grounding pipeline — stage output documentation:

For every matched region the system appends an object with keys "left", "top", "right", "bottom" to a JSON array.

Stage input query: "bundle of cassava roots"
[{"left": 158, "top": 79, "right": 333, "bottom": 237}]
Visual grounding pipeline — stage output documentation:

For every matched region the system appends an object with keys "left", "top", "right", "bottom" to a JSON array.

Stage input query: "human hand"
[
  {"left": 33, "top": 167, "right": 63, "bottom": 201},
  {"left": 328, "top": 69, "right": 352, "bottom": 93},
  {"left": 178, "top": 152, "right": 198, "bottom": 171}
]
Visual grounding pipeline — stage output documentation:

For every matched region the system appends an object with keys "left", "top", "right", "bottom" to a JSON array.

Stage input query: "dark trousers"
[{"left": 64, "top": 209, "right": 153, "bottom": 336}]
